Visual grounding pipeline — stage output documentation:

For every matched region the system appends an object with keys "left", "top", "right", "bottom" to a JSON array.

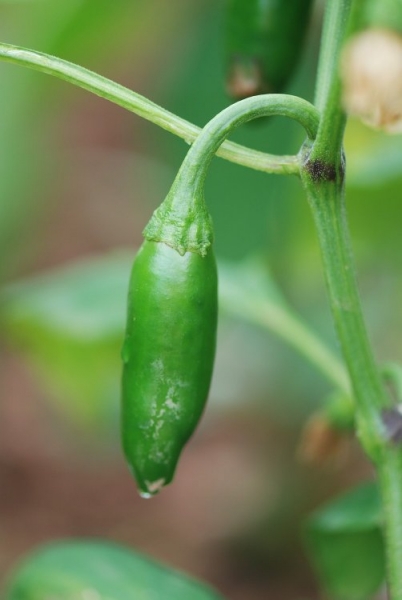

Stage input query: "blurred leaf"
[
  {"left": 219, "top": 256, "right": 348, "bottom": 393},
  {"left": 1, "top": 251, "right": 132, "bottom": 339},
  {"left": 307, "top": 481, "right": 382, "bottom": 531},
  {"left": 0, "top": 1, "right": 83, "bottom": 278},
  {"left": 0, "top": 250, "right": 134, "bottom": 432},
  {"left": 365, "top": 0, "right": 402, "bottom": 33},
  {"left": 5, "top": 540, "right": 225, "bottom": 600},
  {"left": 219, "top": 255, "right": 288, "bottom": 314},
  {"left": 304, "top": 482, "right": 385, "bottom": 600},
  {"left": 323, "top": 390, "right": 355, "bottom": 431},
  {"left": 0, "top": 0, "right": 154, "bottom": 279},
  {"left": 345, "top": 119, "right": 402, "bottom": 188}
]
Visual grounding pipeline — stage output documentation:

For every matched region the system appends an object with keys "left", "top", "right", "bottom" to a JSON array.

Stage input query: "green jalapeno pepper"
[
  {"left": 121, "top": 177, "right": 217, "bottom": 497},
  {"left": 225, "top": 0, "right": 314, "bottom": 99}
]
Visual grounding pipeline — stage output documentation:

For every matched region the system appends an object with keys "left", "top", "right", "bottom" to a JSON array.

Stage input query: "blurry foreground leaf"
[
  {"left": 0, "top": 0, "right": 156, "bottom": 279},
  {"left": 304, "top": 482, "right": 385, "bottom": 600},
  {"left": 323, "top": 390, "right": 355, "bottom": 431},
  {"left": 345, "top": 119, "right": 402, "bottom": 188},
  {"left": 5, "top": 540, "right": 225, "bottom": 600},
  {"left": 0, "top": 250, "right": 133, "bottom": 432},
  {"left": 219, "top": 257, "right": 348, "bottom": 391}
]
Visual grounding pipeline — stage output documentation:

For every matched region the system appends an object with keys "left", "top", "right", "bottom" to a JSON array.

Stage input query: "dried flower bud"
[
  {"left": 341, "top": 28, "right": 402, "bottom": 133},
  {"left": 226, "top": 58, "right": 267, "bottom": 99},
  {"left": 297, "top": 414, "right": 349, "bottom": 466}
]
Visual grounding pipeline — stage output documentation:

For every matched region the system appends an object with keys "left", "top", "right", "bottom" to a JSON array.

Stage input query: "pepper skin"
[
  {"left": 225, "top": 0, "right": 314, "bottom": 99},
  {"left": 121, "top": 240, "right": 217, "bottom": 496}
]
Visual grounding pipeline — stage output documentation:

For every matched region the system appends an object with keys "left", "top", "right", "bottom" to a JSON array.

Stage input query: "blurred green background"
[{"left": 0, "top": 1, "right": 400, "bottom": 598}]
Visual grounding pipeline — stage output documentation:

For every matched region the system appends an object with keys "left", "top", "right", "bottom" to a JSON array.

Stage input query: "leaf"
[
  {"left": 0, "top": 0, "right": 155, "bottom": 279},
  {"left": 304, "top": 482, "right": 385, "bottom": 600},
  {"left": 323, "top": 390, "right": 355, "bottom": 431},
  {"left": 218, "top": 255, "right": 296, "bottom": 335},
  {"left": 218, "top": 255, "right": 348, "bottom": 393},
  {"left": 4, "top": 540, "right": 225, "bottom": 600},
  {"left": 0, "top": 250, "right": 134, "bottom": 432},
  {"left": 218, "top": 256, "right": 288, "bottom": 314},
  {"left": 345, "top": 119, "right": 402, "bottom": 189}
]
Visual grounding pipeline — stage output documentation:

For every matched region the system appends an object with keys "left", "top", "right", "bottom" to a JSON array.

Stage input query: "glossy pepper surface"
[
  {"left": 225, "top": 0, "right": 314, "bottom": 99},
  {"left": 122, "top": 235, "right": 217, "bottom": 497}
]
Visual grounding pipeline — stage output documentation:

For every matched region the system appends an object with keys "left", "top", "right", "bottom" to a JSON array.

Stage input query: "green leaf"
[
  {"left": 218, "top": 255, "right": 348, "bottom": 392},
  {"left": 323, "top": 389, "right": 355, "bottom": 431},
  {"left": 304, "top": 482, "right": 385, "bottom": 600},
  {"left": 0, "top": 0, "right": 154, "bottom": 279},
  {"left": 345, "top": 119, "right": 402, "bottom": 189},
  {"left": 4, "top": 540, "right": 225, "bottom": 600},
  {"left": 0, "top": 250, "right": 133, "bottom": 432},
  {"left": 218, "top": 255, "right": 288, "bottom": 316}
]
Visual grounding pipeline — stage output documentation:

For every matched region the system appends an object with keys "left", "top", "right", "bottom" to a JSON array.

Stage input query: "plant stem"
[
  {"left": 172, "top": 94, "right": 319, "bottom": 195},
  {"left": 303, "top": 0, "right": 402, "bottom": 597},
  {"left": 302, "top": 142, "right": 402, "bottom": 600},
  {"left": 311, "top": 0, "right": 352, "bottom": 166},
  {"left": 0, "top": 41, "right": 298, "bottom": 176},
  {"left": 301, "top": 176, "right": 387, "bottom": 457},
  {"left": 305, "top": 0, "right": 389, "bottom": 452},
  {"left": 378, "top": 449, "right": 402, "bottom": 600},
  {"left": 146, "top": 93, "right": 319, "bottom": 256}
]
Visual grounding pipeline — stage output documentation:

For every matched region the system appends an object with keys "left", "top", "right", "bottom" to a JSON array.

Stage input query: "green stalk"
[
  {"left": 0, "top": 42, "right": 298, "bottom": 176},
  {"left": 312, "top": 0, "right": 351, "bottom": 165},
  {"left": 145, "top": 94, "right": 319, "bottom": 256},
  {"left": 173, "top": 94, "right": 319, "bottom": 193},
  {"left": 377, "top": 450, "right": 402, "bottom": 600},
  {"left": 300, "top": 176, "right": 387, "bottom": 457},
  {"left": 303, "top": 0, "right": 402, "bottom": 597}
]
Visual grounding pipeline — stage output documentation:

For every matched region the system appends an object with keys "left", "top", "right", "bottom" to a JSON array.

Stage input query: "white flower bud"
[{"left": 341, "top": 28, "right": 402, "bottom": 133}]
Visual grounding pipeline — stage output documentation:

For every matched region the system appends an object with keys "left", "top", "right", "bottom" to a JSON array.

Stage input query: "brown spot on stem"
[{"left": 304, "top": 159, "right": 339, "bottom": 183}]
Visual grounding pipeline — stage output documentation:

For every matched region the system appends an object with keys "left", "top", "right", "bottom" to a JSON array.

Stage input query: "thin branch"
[{"left": 0, "top": 42, "right": 299, "bottom": 175}]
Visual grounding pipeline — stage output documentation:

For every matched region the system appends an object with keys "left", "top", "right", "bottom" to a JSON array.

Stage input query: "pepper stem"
[{"left": 145, "top": 94, "right": 319, "bottom": 256}]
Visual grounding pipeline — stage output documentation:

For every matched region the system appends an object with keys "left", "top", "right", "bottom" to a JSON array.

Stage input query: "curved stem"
[
  {"left": 0, "top": 41, "right": 299, "bottom": 176},
  {"left": 144, "top": 94, "right": 319, "bottom": 255},
  {"left": 174, "top": 94, "right": 319, "bottom": 194}
]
